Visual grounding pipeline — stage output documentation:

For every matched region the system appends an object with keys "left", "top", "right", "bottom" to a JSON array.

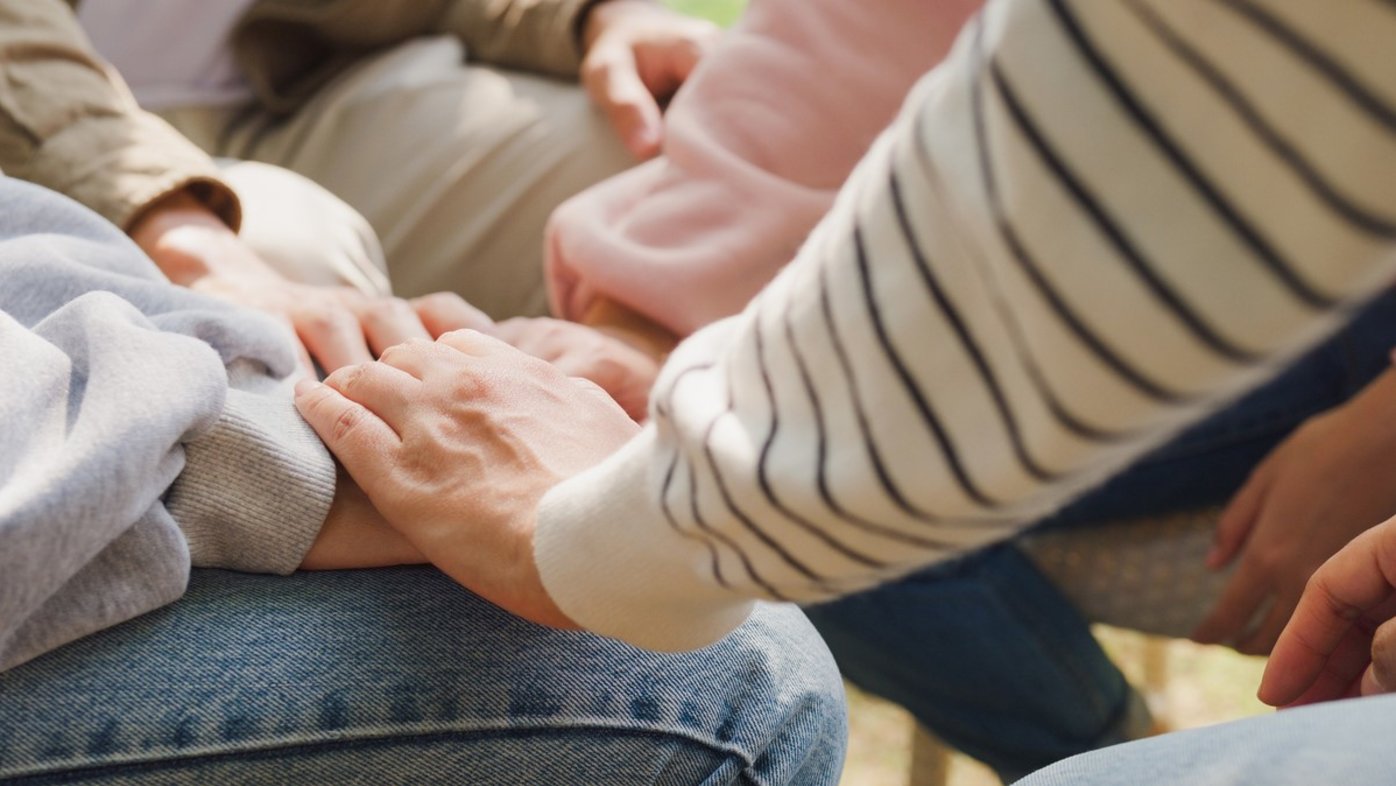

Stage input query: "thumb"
[
  {"left": 1363, "top": 618, "right": 1396, "bottom": 696},
  {"left": 583, "top": 46, "right": 663, "bottom": 159}
]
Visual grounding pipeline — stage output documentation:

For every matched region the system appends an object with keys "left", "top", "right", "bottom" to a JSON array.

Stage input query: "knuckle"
[
  {"left": 325, "top": 364, "right": 365, "bottom": 395},
  {"left": 1372, "top": 624, "right": 1396, "bottom": 678},
  {"left": 332, "top": 403, "right": 366, "bottom": 442}
]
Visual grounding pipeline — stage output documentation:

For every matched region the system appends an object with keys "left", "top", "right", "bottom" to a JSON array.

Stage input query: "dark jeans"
[{"left": 806, "top": 289, "right": 1396, "bottom": 783}]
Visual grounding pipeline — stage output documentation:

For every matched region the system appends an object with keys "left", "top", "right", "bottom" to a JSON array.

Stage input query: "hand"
[
  {"left": 131, "top": 193, "right": 493, "bottom": 374},
  {"left": 1192, "top": 369, "right": 1396, "bottom": 654},
  {"left": 491, "top": 316, "right": 662, "bottom": 420},
  {"left": 293, "top": 330, "right": 641, "bottom": 627},
  {"left": 299, "top": 466, "right": 426, "bottom": 570},
  {"left": 581, "top": 0, "right": 721, "bottom": 158},
  {"left": 1259, "top": 514, "right": 1396, "bottom": 707}
]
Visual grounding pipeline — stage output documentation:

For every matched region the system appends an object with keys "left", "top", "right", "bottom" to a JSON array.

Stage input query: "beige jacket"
[{"left": 0, "top": 0, "right": 600, "bottom": 232}]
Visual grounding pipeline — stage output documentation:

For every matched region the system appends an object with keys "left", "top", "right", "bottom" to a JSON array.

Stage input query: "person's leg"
[
  {"left": 164, "top": 36, "right": 636, "bottom": 318},
  {"left": 808, "top": 289, "right": 1396, "bottom": 781},
  {"left": 218, "top": 160, "right": 391, "bottom": 297},
  {"left": 0, "top": 567, "right": 845, "bottom": 785},
  {"left": 1015, "top": 693, "right": 1396, "bottom": 786},
  {"left": 806, "top": 546, "right": 1146, "bottom": 784}
]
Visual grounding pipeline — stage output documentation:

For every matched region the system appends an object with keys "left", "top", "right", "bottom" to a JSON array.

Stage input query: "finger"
[
  {"left": 488, "top": 317, "right": 534, "bottom": 345},
  {"left": 582, "top": 47, "right": 662, "bottom": 159},
  {"left": 1236, "top": 591, "right": 1301, "bottom": 656},
  {"left": 356, "top": 297, "right": 431, "bottom": 357},
  {"left": 411, "top": 292, "right": 494, "bottom": 337},
  {"left": 322, "top": 361, "right": 419, "bottom": 433},
  {"left": 491, "top": 318, "right": 565, "bottom": 361},
  {"left": 294, "top": 378, "right": 400, "bottom": 484},
  {"left": 1274, "top": 626, "right": 1373, "bottom": 707},
  {"left": 1362, "top": 618, "right": 1396, "bottom": 696},
  {"left": 436, "top": 328, "right": 522, "bottom": 359},
  {"left": 277, "top": 313, "right": 317, "bottom": 379},
  {"left": 1260, "top": 524, "right": 1396, "bottom": 704},
  {"left": 1192, "top": 559, "right": 1272, "bottom": 645},
  {"left": 377, "top": 337, "right": 440, "bottom": 379},
  {"left": 1209, "top": 464, "right": 1273, "bottom": 569},
  {"left": 294, "top": 307, "right": 374, "bottom": 372}
]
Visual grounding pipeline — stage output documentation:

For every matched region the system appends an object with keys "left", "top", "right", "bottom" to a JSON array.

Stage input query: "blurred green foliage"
[{"left": 663, "top": 0, "right": 747, "bottom": 26}]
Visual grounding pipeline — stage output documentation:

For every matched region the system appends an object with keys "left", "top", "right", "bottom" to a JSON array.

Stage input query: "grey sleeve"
[
  {"left": 0, "top": 178, "right": 335, "bottom": 670},
  {"left": 166, "top": 367, "right": 335, "bottom": 575}
]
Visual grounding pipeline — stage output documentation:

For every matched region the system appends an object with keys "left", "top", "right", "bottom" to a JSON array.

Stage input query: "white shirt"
[{"left": 78, "top": 0, "right": 257, "bottom": 110}]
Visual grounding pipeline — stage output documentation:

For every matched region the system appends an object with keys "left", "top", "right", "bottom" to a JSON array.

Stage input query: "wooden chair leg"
[{"left": 909, "top": 722, "right": 950, "bottom": 786}]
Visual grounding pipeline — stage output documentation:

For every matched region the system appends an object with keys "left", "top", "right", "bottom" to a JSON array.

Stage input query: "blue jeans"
[
  {"left": 806, "top": 290, "right": 1396, "bottom": 783},
  {"left": 0, "top": 567, "right": 846, "bottom": 785},
  {"left": 1016, "top": 693, "right": 1396, "bottom": 786}
]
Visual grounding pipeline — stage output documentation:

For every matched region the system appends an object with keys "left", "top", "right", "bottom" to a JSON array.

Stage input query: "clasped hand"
[{"left": 294, "top": 331, "right": 641, "bottom": 627}]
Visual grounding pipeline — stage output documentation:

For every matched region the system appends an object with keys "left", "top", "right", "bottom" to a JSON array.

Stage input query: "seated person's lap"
[{"left": 0, "top": 569, "right": 843, "bottom": 785}]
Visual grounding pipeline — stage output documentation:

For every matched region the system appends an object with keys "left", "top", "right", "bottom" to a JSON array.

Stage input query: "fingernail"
[{"left": 294, "top": 378, "right": 319, "bottom": 398}]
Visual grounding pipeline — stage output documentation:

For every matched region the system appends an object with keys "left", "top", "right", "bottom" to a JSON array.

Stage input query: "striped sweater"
[{"left": 535, "top": 0, "right": 1396, "bottom": 651}]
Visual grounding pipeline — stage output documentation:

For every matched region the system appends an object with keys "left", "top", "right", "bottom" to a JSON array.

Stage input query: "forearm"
[
  {"left": 535, "top": 0, "right": 1396, "bottom": 650},
  {"left": 0, "top": 0, "right": 238, "bottom": 231}
]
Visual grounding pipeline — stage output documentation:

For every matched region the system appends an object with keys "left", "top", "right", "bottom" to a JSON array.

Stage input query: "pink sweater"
[{"left": 546, "top": 0, "right": 983, "bottom": 336}]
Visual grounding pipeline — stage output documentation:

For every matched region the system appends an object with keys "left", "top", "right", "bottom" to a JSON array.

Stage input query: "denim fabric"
[
  {"left": 1015, "top": 693, "right": 1396, "bottom": 786},
  {"left": 0, "top": 567, "right": 846, "bottom": 785},
  {"left": 807, "top": 290, "right": 1396, "bottom": 782}
]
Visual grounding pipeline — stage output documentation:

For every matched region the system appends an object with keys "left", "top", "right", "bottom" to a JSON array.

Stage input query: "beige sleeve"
[
  {"left": 0, "top": 0, "right": 239, "bottom": 231},
  {"left": 435, "top": 0, "right": 603, "bottom": 77},
  {"left": 234, "top": 0, "right": 601, "bottom": 113}
]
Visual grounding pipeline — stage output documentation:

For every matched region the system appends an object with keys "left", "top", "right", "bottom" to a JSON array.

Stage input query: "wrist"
[{"left": 130, "top": 192, "right": 240, "bottom": 286}]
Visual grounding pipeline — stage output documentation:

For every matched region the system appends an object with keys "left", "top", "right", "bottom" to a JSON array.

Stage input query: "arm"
[
  {"left": 302, "top": 0, "right": 1396, "bottom": 650},
  {"left": 0, "top": 180, "right": 400, "bottom": 670},
  {"left": 0, "top": 0, "right": 238, "bottom": 231},
  {"left": 546, "top": 0, "right": 983, "bottom": 336},
  {"left": 236, "top": 0, "right": 672, "bottom": 102}
]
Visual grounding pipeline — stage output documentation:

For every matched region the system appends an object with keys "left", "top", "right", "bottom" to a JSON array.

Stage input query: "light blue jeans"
[
  {"left": 1016, "top": 693, "right": 1396, "bottom": 785},
  {"left": 806, "top": 290, "right": 1396, "bottom": 783},
  {"left": 0, "top": 567, "right": 846, "bottom": 785}
]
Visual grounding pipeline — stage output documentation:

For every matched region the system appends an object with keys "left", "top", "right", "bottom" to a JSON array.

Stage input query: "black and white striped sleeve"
[{"left": 534, "top": 0, "right": 1396, "bottom": 651}]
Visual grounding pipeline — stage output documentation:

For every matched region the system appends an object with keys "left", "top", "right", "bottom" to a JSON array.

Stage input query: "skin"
[
  {"left": 300, "top": 466, "right": 425, "bottom": 570},
  {"left": 1192, "top": 368, "right": 1396, "bottom": 655},
  {"left": 294, "top": 331, "right": 639, "bottom": 626},
  {"left": 129, "top": 192, "right": 489, "bottom": 375},
  {"left": 581, "top": 0, "right": 721, "bottom": 159},
  {"left": 127, "top": 0, "right": 716, "bottom": 374},
  {"left": 1260, "top": 514, "right": 1396, "bottom": 708}
]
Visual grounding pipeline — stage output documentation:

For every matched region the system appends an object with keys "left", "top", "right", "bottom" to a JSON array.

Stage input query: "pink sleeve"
[{"left": 546, "top": 0, "right": 982, "bottom": 336}]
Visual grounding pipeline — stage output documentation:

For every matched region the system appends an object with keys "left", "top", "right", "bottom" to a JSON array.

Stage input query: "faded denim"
[{"left": 0, "top": 567, "right": 846, "bottom": 785}]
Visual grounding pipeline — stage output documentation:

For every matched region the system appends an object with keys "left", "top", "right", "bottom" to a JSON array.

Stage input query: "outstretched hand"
[
  {"left": 1192, "top": 369, "right": 1396, "bottom": 654},
  {"left": 580, "top": 0, "right": 721, "bottom": 158},
  {"left": 131, "top": 193, "right": 493, "bottom": 375},
  {"left": 292, "top": 330, "right": 640, "bottom": 627}
]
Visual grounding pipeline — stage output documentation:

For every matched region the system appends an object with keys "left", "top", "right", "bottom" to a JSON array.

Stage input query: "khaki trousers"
[{"left": 164, "top": 36, "right": 635, "bottom": 318}]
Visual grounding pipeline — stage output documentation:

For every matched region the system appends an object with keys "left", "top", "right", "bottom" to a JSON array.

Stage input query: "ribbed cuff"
[
  {"left": 165, "top": 378, "right": 334, "bottom": 575},
  {"left": 533, "top": 428, "right": 754, "bottom": 651}
]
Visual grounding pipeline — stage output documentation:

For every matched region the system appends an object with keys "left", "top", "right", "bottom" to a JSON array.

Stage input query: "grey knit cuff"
[{"left": 165, "top": 374, "right": 334, "bottom": 575}]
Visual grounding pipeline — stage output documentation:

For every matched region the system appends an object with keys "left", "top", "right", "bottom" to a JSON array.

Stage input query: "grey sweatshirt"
[{"left": 0, "top": 178, "right": 335, "bottom": 672}]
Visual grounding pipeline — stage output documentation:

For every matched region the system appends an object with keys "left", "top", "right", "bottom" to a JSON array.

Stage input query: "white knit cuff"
[{"left": 533, "top": 428, "right": 754, "bottom": 652}]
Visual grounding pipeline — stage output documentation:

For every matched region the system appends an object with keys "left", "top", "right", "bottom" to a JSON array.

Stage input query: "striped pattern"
[{"left": 538, "top": 0, "right": 1396, "bottom": 647}]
